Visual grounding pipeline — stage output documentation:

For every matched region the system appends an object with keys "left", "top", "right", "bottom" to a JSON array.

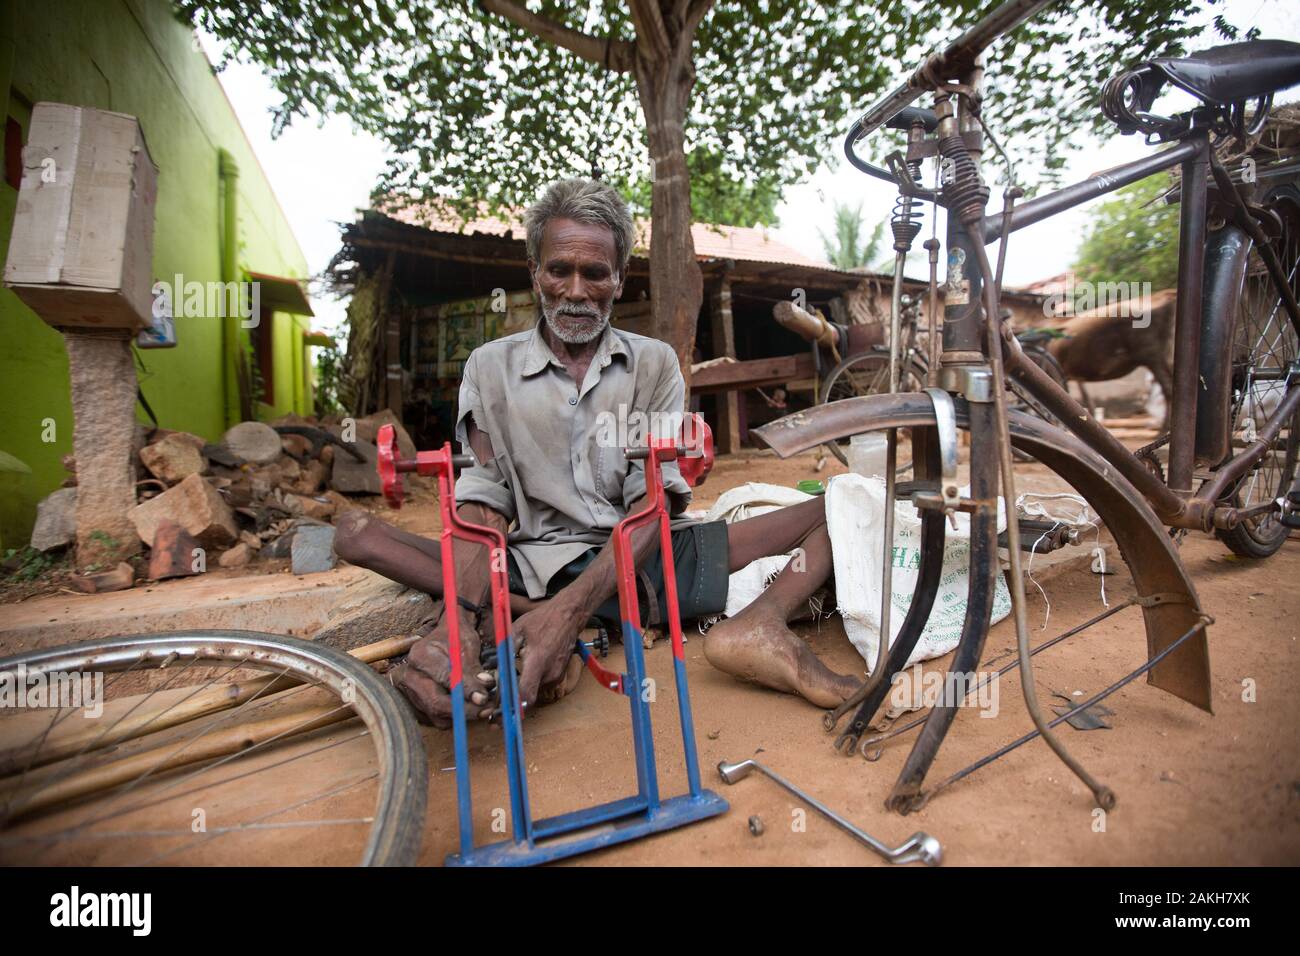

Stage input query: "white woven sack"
[{"left": 826, "top": 472, "right": 1011, "bottom": 673}]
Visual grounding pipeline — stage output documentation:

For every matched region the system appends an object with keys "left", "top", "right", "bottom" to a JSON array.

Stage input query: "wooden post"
[
  {"left": 384, "top": 310, "right": 402, "bottom": 415},
  {"left": 65, "top": 330, "right": 142, "bottom": 569},
  {"left": 708, "top": 276, "right": 742, "bottom": 455}
]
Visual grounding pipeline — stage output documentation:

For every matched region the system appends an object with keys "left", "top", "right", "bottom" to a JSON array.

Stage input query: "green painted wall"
[{"left": 0, "top": 0, "right": 313, "bottom": 548}]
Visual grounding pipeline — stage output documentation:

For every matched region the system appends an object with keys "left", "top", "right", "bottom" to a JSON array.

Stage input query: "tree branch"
[
  {"left": 683, "top": 0, "right": 716, "bottom": 35},
  {"left": 477, "top": 0, "right": 633, "bottom": 71},
  {"left": 628, "top": 0, "right": 672, "bottom": 59}
]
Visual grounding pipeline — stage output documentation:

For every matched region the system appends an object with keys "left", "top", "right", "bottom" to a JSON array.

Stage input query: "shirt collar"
[{"left": 520, "top": 319, "right": 629, "bottom": 378}]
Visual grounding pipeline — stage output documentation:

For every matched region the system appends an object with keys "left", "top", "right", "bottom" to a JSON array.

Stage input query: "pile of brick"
[{"left": 26, "top": 410, "right": 416, "bottom": 593}]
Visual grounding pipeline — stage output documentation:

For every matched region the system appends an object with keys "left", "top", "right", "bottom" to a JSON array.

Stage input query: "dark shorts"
[{"left": 506, "top": 520, "right": 731, "bottom": 627}]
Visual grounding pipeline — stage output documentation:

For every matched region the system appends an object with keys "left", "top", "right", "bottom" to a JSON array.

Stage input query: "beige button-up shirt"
[{"left": 454, "top": 322, "right": 692, "bottom": 599}]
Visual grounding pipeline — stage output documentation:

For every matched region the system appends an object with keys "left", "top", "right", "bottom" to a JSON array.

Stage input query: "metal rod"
[
  {"left": 926, "top": 240, "right": 943, "bottom": 385},
  {"left": 981, "top": 138, "right": 1201, "bottom": 244},
  {"left": 1168, "top": 134, "right": 1211, "bottom": 494},
  {"left": 915, "top": 616, "right": 1208, "bottom": 806},
  {"left": 861, "top": 598, "right": 1137, "bottom": 758},
  {"left": 717, "top": 758, "right": 941, "bottom": 866},
  {"left": 977, "top": 214, "right": 1116, "bottom": 810},
  {"left": 824, "top": 246, "right": 908, "bottom": 731}
]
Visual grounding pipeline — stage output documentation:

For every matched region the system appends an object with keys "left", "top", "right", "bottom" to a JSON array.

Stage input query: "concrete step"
[{"left": 0, "top": 566, "right": 369, "bottom": 657}]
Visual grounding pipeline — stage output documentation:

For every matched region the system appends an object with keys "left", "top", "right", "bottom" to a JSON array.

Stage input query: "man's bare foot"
[{"left": 703, "top": 608, "right": 861, "bottom": 708}]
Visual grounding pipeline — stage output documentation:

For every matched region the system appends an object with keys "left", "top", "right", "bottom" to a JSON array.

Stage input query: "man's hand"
[
  {"left": 393, "top": 604, "right": 497, "bottom": 727},
  {"left": 515, "top": 597, "right": 585, "bottom": 714},
  {"left": 509, "top": 495, "right": 656, "bottom": 714}
]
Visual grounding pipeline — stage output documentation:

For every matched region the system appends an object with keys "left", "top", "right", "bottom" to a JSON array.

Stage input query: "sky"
[{"left": 197, "top": 0, "right": 1300, "bottom": 338}]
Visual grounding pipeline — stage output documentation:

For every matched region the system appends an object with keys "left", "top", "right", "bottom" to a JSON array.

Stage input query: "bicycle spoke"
[
  {"left": 1, "top": 729, "right": 372, "bottom": 848},
  {"left": 136, "top": 771, "right": 379, "bottom": 865},
  {"left": 0, "top": 632, "right": 428, "bottom": 866},
  {"left": 3, "top": 818, "right": 375, "bottom": 844},
  {"left": 0, "top": 652, "right": 201, "bottom": 825},
  {"left": 2, "top": 651, "right": 152, "bottom": 789},
  {"left": 1218, "top": 188, "right": 1300, "bottom": 553},
  {"left": 2, "top": 661, "right": 302, "bottom": 823},
  {"left": 70, "top": 668, "right": 324, "bottom": 822}
]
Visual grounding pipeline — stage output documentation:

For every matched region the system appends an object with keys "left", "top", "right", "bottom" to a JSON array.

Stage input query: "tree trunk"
[{"left": 634, "top": 38, "right": 702, "bottom": 391}]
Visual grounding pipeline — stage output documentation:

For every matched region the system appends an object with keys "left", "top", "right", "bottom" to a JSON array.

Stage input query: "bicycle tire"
[
  {"left": 0, "top": 630, "right": 428, "bottom": 866},
  {"left": 818, "top": 350, "right": 928, "bottom": 466},
  {"left": 1211, "top": 183, "right": 1300, "bottom": 558},
  {"left": 1009, "top": 344, "right": 1069, "bottom": 428}
]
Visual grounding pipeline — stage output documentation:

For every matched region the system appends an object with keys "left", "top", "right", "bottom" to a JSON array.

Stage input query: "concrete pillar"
[{"left": 65, "top": 331, "right": 142, "bottom": 569}]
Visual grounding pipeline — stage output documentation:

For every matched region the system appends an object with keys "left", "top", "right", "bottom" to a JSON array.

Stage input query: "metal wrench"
[{"left": 716, "top": 758, "right": 942, "bottom": 866}]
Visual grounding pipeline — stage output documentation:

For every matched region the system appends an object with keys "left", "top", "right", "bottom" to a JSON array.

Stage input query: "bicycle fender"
[{"left": 754, "top": 393, "right": 1212, "bottom": 714}]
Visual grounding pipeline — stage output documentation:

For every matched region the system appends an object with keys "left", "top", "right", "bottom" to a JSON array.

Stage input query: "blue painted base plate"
[{"left": 445, "top": 791, "right": 729, "bottom": 867}]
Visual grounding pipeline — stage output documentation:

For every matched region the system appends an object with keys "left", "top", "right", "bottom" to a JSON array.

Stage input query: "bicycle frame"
[
  {"left": 844, "top": 0, "right": 1300, "bottom": 536},
  {"left": 761, "top": 0, "right": 1268, "bottom": 810},
  {"left": 980, "top": 133, "right": 1300, "bottom": 531}
]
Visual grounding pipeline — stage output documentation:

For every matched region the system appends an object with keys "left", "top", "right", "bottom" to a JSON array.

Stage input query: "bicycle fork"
[{"left": 886, "top": 81, "right": 1115, "bottom": 813}]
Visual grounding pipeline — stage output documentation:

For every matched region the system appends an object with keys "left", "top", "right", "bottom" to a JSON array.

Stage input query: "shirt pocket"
[{"left": 593, "top": 440, "right": 627, "bottom": 506}]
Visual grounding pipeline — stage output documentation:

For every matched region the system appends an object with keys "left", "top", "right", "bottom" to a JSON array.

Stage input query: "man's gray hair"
[{"left": 524, "top": 178, "right": 635, "bottom": 275}]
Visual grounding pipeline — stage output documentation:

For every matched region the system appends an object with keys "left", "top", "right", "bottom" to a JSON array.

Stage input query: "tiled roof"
[
  {"left": 1015, "top": 271, "right": 1075, "bottom": 295},
  {"left": 383, "top": 203, "right": 836, "bottom": 270}
]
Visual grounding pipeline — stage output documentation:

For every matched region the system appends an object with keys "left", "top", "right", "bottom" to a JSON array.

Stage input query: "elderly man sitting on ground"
[{"left": 334, "top": 178, "right": 859, "bottom": 725}]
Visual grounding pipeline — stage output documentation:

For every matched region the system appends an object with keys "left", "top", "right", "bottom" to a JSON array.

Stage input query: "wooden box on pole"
[{"left": 4, "top": 102, "right": 158, "bottom": 331}]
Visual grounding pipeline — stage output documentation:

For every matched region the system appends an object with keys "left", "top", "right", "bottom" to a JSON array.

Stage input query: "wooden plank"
[
  {"left": 385, "top": 309, "right": 402, "bottom": 414},
  {"left": 690, "top": 353, "right": 815, "bottom": 394}
]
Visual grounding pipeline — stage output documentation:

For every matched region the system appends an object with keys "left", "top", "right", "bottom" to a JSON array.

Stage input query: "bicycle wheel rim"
[
  {"left": 820, "top": 352, "right": 924, "bottom": 467},
  {"left": 0, "top": 630, "right": 427, "bottom": 866}
]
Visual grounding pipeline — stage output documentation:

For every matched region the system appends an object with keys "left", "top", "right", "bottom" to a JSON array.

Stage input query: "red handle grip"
[
  {"left": 676, "top": 413, "right": 714, "bottom": 488},
  {"left": 376, "top": 424, "right": 404, "bottom": 508}
]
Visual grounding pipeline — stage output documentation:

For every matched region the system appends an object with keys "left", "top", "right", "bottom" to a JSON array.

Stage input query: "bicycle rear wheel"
[
  {"left": 1214, "top": 184, "right": 1300, "bottom": 558},
  {"left": 0, "top": 630, "right": 428, "bottom": 866},
  {"left": 819, "top": 349, "right": 927, "bottom": 466}
]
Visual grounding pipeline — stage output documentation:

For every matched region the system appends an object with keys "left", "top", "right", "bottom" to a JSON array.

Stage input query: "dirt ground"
[
  {"left": 401, "top": 525, "right": 1300, "bottom": 866},
  {"left": 3, "top": 443, "right": 1299, "bottom": 866}
]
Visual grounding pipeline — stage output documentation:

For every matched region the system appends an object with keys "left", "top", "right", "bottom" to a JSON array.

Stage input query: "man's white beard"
[{"left": 540, "top": 294, "right": 611, "bottom": 345}]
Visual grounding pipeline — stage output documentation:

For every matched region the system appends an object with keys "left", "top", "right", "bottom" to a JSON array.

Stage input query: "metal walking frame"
[{"left": 375, "top": 415, "right": 727, "bottom": 865}]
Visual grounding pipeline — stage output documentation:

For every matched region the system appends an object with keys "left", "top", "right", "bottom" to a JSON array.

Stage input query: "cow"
[{"left": 1046, "top": 288, "right": 1177, "bottom": 427}]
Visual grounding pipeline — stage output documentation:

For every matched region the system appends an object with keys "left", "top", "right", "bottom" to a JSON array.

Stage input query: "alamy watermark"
[
  {"left": 594, "top": 404, "right": 704, "bottom": 450},
  {"left": 1043, "top": 275, "right": 1154, "bottom": 328},
  {"left": 151, "top": 274, "right": 262, "bottom": 328},
  {"left": 888, "top": 663, "right": 999, "bottom": 718},
  {"left": 50, "top": 886, "right": 151, "bottom": 936},
  {"left": 0, "top": 664, "right": 104, "bottom": 718}
]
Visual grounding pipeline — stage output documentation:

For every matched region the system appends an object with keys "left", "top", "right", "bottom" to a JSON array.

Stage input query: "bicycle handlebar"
[{"left": 844, "top": 0, "right": 1056, "bottom": 180}]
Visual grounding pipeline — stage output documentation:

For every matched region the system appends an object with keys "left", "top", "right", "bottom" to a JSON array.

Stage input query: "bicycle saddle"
[{"left": 1144, "top": 39, "right": 1300, "bottom": 106}]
